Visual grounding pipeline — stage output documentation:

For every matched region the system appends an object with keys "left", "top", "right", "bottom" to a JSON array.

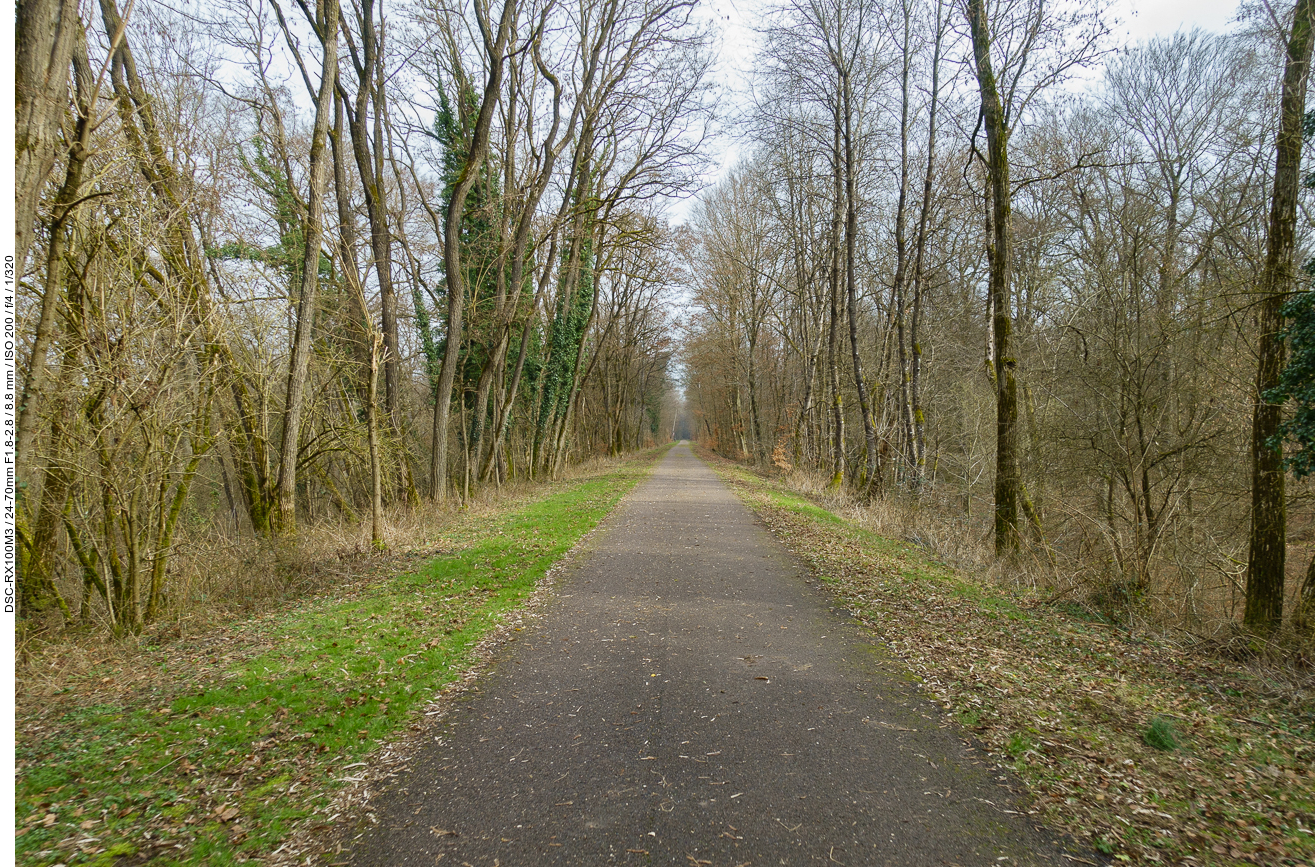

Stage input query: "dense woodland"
[
  {"left": 681, "top": 0, "right": 1315, "bottom": 642},
  {"left": 14, "top": 0, "right": 1315, "bottom": 644},
  {"left": 15, "top": 0, "right": 702, "bottom": 634}
]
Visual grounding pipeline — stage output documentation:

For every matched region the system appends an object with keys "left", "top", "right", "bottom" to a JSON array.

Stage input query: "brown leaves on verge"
[{"left": 711, "top": 456, "right": 1313, "bottom": 867}]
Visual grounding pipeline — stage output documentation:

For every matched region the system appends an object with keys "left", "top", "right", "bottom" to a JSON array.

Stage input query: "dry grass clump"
[{"left": 766, "top": 465, "right": 1017, "bottom": 582}]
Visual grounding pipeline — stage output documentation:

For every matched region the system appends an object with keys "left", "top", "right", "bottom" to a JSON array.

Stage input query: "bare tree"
[
  {"left": 1248, "top": 0, "right": 1315, "bottom": 635},
  {"left": 15, "top": 0, "right": 83, "bottom": 277},
  {"left": 273, "top": 0, "right": 341, "bottom": 533},
  {"left": 965, "top": 0, "right": 1022, "bottom": 555},
  {"left": 427, "top": 0, "right": 519, "bottom": 501}
]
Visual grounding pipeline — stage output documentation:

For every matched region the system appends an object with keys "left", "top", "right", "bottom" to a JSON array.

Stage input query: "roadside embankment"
[
  {"left": 15, "top": 446, "right": 669, "bottom": 867},
  {"left": 701, "top": 448, "right": 1313, "bottom": 867}
]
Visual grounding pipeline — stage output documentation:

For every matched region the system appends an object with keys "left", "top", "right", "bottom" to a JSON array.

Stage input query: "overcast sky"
[
  {"left": 669, "top": 0, "right": 1251, "bottom": 220},
  {"left": 707, "top": 0, "right": 1245, "bottom": 71},
  {"left": 1114, "top": 0, "right": 1241, "bottom": 40}
]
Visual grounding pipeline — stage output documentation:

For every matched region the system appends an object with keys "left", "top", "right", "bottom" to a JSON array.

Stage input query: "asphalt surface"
[{"left": 345, "top": 444, "right": 1086, "bottom": 866}]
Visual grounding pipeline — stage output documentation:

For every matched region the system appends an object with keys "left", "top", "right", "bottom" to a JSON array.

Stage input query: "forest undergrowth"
[
  {"left": 13, "top": 446, "right": 668, "bottom": 867},
  {"left": 698, "top": 445, "right": 1314, "bottom": 867}
]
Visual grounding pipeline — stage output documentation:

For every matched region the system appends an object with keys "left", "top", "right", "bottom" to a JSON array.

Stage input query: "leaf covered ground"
[
  {"left": 14, "top": 449, "right": 666, "bottom": 867},
  {"left": 703, "top": 450, "right": 1312, "bottom": 866}
]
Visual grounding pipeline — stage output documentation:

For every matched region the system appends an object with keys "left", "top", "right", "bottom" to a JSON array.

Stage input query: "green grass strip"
[{"left": 16, "top": 450, "right": 663, "bottom": 866}]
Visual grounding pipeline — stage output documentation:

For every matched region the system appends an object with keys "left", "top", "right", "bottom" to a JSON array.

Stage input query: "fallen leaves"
[{"left": 713, "top": 456, "right": 1315, "bottom": 867}]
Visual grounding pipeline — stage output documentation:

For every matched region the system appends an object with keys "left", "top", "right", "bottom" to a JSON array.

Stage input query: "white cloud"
[{"left": 1113, "top": 0, "right": 1241, "bottom": 44}]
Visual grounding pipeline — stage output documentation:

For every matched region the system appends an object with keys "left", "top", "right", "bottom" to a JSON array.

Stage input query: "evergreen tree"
[{"left": 426, "top": 77, "right": 501, "bottom": 402}]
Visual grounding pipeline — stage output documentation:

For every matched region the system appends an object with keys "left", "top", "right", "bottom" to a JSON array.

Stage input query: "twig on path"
[{"left": 144, "top": 748, "right": 201, "bottom": 779}]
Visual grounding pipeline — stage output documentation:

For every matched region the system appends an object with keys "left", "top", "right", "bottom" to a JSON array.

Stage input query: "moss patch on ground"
[
  {"left": 15, "top": 448, "right": 667, "bottom": 866},
  {"left": 702, "top": 449, "right": 1313, "bottom": 867}
]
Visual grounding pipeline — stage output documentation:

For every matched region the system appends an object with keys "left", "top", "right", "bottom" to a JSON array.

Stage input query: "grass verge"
[
  {"left": 15, "top": 447, "right": 666, "bottom": 866},
  {"left": 699, "top": 447, "right": 1313, "bottom": 867}
]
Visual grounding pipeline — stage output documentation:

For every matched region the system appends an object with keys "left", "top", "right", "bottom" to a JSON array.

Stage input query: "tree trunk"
[
  {"left": 1247, "top": 0, "right": 1315, "bottom": 635},
  {"left": 483, "top": 233, "right": 558, "bottom": 482},
  {"left": 15, "top": 0, "right": 81, "bottom": 278},
  {"left": 747, "top": 331, "right": 764, "bottom": 461},
  {"left": 967, "top": 0, "right": 1020, "bottom": 557},
  {"left": 431, "top": 0, "right": 517, "bottom": 500},
  {"left": 146, "top": 408, "right": 209, "bottom": 622},
  {"left": 274, "top": 0, "right": 339, "bottom": 534},
  {"left": 368, "top": 332, "right": 385, "bottom": 548},
  {"left": 907, "top": 0, "right": 944, "bottom": 491},
  {"left": 827, "top": 113, "right": 846, "bottom": 490},
  {"left": 340, "top": 3, "right": 397, "bottom": 424},
  {"left": 893, "top": 13, "right": 915, "bottom": 488},
  {"left": 1293, "top": 551, "right": 1315, "bottom": 634},
  {"left": 331, "top": 91, "right": 373, "bottom": 383},
  {"left": 552, "top": 274, "right": 604, "bottom": 478},
  {"left": 467, "top": 326, "right": 510, "bottom": 482},
  {"left": 17, "top": 353, "right": 79, "bottom": 620},
  {"left": 840, "top": 70, "right": 878, "bottom": 495},
  {"left": 17, "top": 20, "right": 93, "bottom": 484}
]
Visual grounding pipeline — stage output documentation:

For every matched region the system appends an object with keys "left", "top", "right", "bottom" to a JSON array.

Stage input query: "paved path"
[{"left": 346, "top": 444, "right": 1083, "bottom": 866}]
